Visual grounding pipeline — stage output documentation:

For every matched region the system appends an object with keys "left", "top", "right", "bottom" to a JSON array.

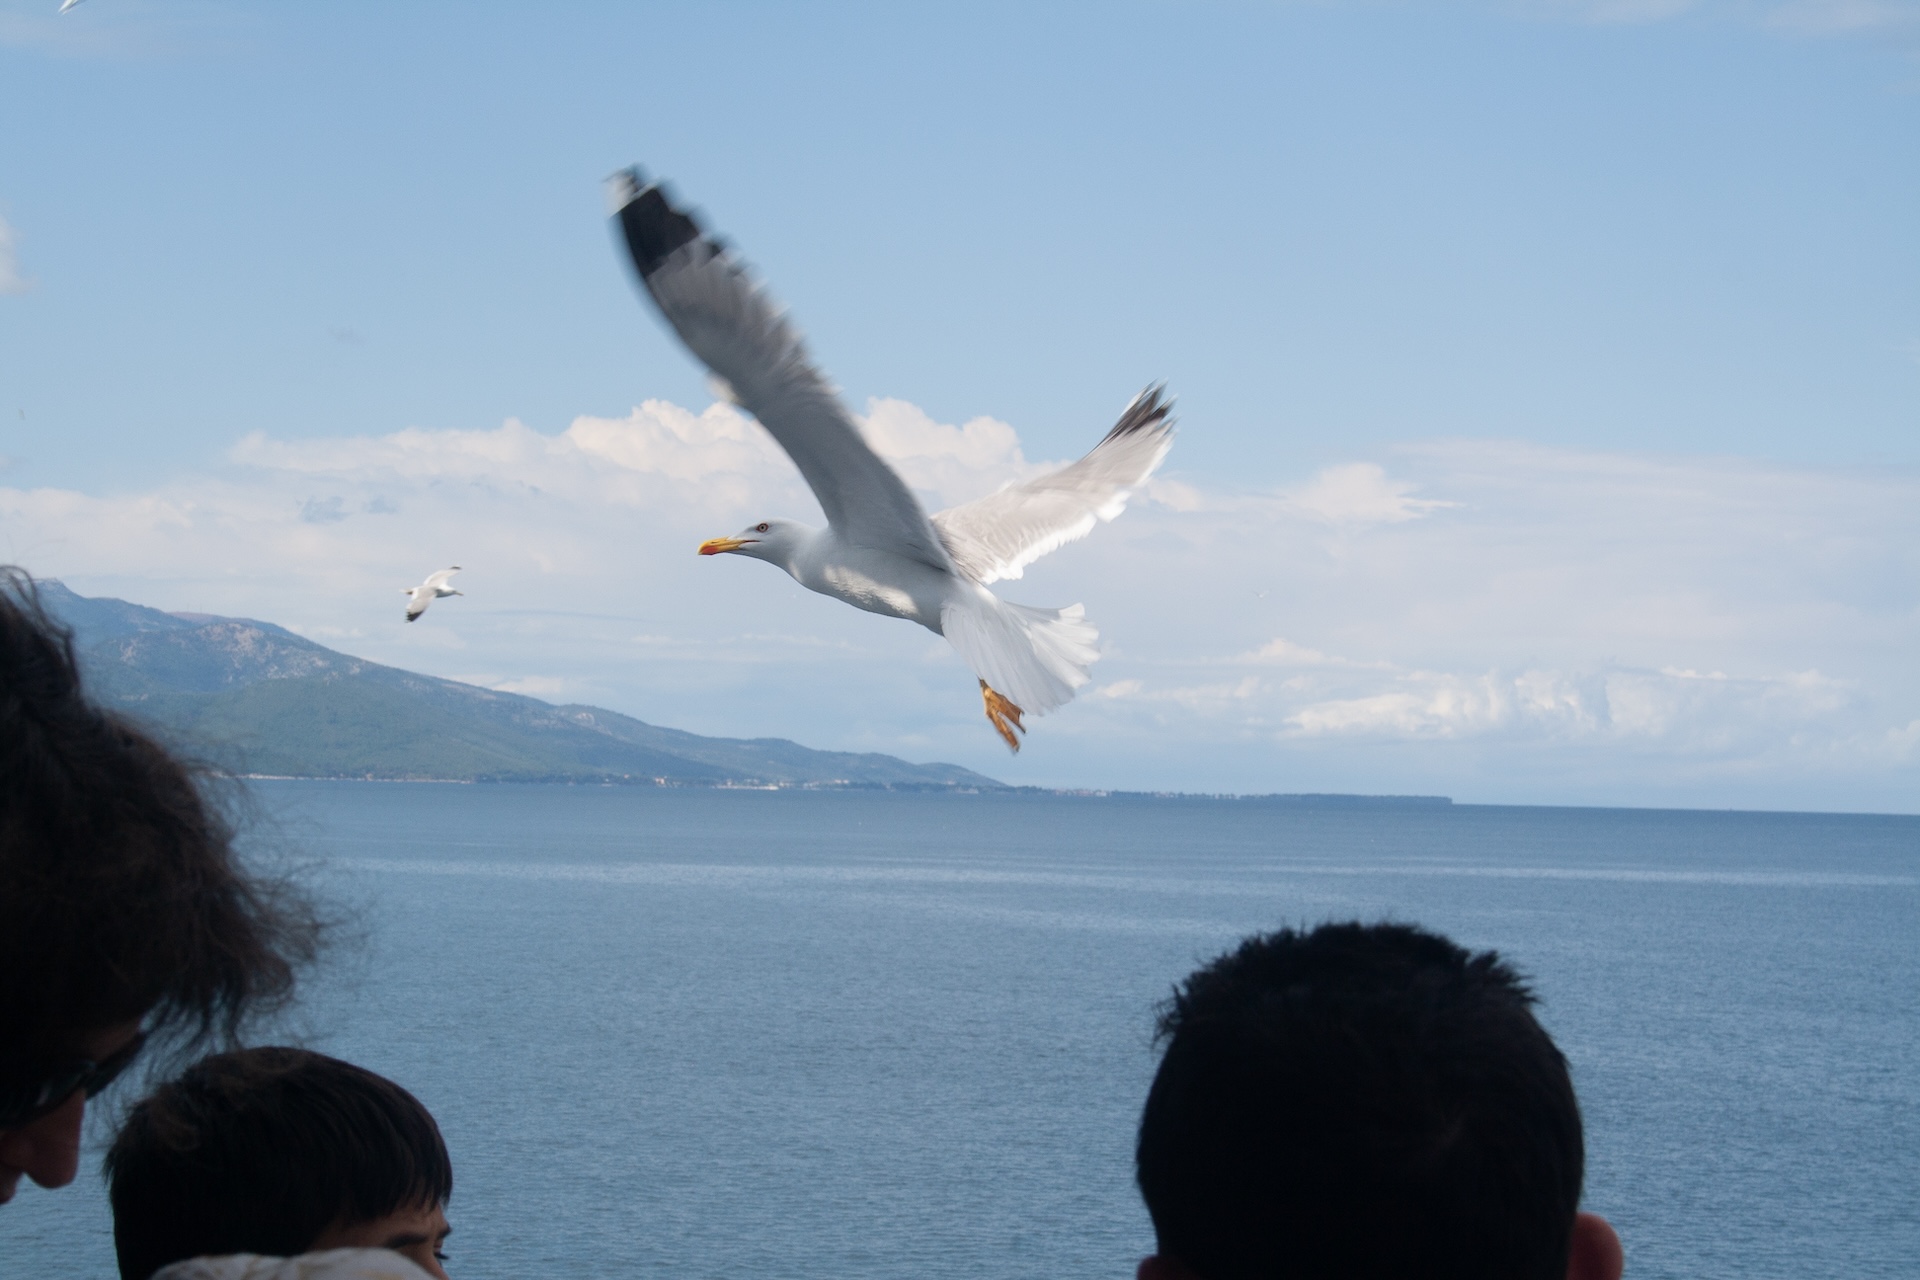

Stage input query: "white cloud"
[
  {"left": 1275, "top": 663, "right": 1847, "bottom": 742},
  {"left": 1042, "top": 438, "right": 1920, "bottom": 800},
  {"left": 227, "top": 396, "right": 1051, "bottom": 521},
  {"left": 1085, "top": 651, "right": 1855, "bottom": 751},
  {"left": 858, "top": 399, "right": 1037, "bottom": 508},
  {"left": 1233, "top": 637, "right": 1394, "bottom": 669},
  {"left": 1088, "top": 678, "right": 1144, "bottom": 700},
  {"left": 1277, "top": 462, "right": 1458, "bottom": 527},
  {"left": 0, "top": 216, "right": 28, "bottom": 295},
  {"left": 1240, "top": 638, "right": 1340, "bottom": 666},
  {"left": 4, "top": 399, "right": 1919, "bottom": 808},
  {"left": 232, "top": 401, "right": 790, "bottom": 510},
  {"left": 1287, "top": 675, "right": 1513, "bottom": 737}
]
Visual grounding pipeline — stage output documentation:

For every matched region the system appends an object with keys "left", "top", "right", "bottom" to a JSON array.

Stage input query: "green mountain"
[{"left": 42, "top": 583, "right": 1003, "bottom": 789}]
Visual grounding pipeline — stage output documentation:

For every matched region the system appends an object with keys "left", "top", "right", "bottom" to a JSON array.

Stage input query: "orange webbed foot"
[{"left": 980, "top": 679, "right": 1026, "bottom": 753}]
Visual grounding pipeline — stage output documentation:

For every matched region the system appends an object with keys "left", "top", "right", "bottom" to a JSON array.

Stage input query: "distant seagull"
[
  {"left": 608, "top": 169, "right": 1173, "bottom": 752},
  {"left": 403, "top": 567, "right": 463, "bottom": 623},
  {"left": 57, "top": 0, "right": 86, "bottom": 12}
]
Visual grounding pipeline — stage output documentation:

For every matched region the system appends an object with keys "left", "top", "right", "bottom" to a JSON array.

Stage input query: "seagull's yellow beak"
[{"left": 698, "top": 537, "right": 755, "bottom": 556}]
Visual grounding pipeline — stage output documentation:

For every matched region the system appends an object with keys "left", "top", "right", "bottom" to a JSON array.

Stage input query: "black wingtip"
[
  {"left": 1104, "top": 383, "right": 1175, "bottom": 442},
  {"left": 609, "top": 168, "right": 704, "bottom": 279}
]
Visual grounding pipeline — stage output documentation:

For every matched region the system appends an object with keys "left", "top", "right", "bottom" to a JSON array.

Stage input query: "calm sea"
[{"left": 5, "top": 783, "right": 1918, "bottom": 1279}]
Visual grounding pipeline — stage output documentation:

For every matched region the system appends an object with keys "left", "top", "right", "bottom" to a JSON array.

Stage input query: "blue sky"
[{"left": 2, "top": 1, "right": 1917, "bottom": 809}]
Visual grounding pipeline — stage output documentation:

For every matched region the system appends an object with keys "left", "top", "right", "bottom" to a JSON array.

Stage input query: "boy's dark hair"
[
  {"left": 105, "top": 1047, "right": 454, "bottom": 1280},
  {"left": 0, "top": 568, "right": 319, "bottom": 1049},
  {"left": 1136, "top": 921, "right": 1584, "bottom": 1280}
]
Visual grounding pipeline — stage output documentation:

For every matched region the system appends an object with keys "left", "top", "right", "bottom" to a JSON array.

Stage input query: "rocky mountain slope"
[{"left": 42, "top": 583, "right": 1001, "bottom": 789}]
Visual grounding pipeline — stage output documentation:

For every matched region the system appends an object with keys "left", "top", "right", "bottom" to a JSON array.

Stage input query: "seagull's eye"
[{"left": 755, "top": 523, "right": 769, "bottom": 533}]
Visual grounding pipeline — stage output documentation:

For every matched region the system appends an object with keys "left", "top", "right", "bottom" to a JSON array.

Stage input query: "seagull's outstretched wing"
[
  {"left": 932, "top": 386, "right": 1174, "bottom": 585},
  {"left": 609, "top": 170, "right": 953, "bottom": 573},
  {"left": 405, "top": 587, "right": 434, "bottom": 622},
  {"left": 423, "top": 566, "right": 461, "bottom": 591}
]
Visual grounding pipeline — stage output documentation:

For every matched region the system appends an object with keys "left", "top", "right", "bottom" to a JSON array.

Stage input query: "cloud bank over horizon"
[{"left": 3, "top": 397, "right": 1914, "bottom": 811}]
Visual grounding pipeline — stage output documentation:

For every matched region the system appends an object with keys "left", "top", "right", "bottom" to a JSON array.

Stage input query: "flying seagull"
[
  {"left": 608, "top": 169, "right": 1173, "bottom": 751},
  {"left": 57, "top": 0, "right": 86, "bottom": 12},
  {"left": 403, "top": 567, "right": 463, "bottom": 623}
]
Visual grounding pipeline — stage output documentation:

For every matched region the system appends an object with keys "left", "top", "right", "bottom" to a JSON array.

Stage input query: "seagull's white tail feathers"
[{"left": 942, "top": 592, "right": 1099, "bottom": 716}]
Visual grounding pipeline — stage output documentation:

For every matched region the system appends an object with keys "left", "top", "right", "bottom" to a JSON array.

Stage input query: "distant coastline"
[
  {"left": 55, "top": 581, "right": 1463, "bottom": 809},
  {"left": 240, "top": 773, "right": 1002, "bottom": 793},
  {"left": 240, "top": 773, "right": 1453, "bottom": 807}
]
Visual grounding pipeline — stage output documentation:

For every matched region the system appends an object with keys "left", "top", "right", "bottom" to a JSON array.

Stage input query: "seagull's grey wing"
[
  {"left": 423, "top": 567, "right": 461, "bottom": 591},
  {"left": 609, "top": 171, "right": 952, "bottom": 572},
  {"left": 931, "top": 385, "right": 1174, "bottom": 585},
  {"left": 405, "top": 586, "right": 433, "bottom": 621}
]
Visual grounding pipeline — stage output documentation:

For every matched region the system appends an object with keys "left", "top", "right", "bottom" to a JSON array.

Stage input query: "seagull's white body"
[
  {"left": 403, "top": 566, "right": 463, "bottom": 622},
  {"left": 610, "top": 170, "right": 1173, "bottom": 750},
  {"left": 785, "top": 532, "right": 949, "bottom": 627}
]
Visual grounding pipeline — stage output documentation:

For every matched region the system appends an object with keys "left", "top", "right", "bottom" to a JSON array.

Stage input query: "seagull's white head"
[{"left": 698, "top": 518, "right": 809, "bottom": 566}]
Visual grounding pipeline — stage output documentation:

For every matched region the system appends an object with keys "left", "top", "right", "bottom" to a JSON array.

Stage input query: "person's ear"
[
  {"left": 1138, "top": 1255, "right": 1201, "bottom": 1280},
  {"left": 1566, "top": 1211, "right": 1623, "bottom": 1280}
]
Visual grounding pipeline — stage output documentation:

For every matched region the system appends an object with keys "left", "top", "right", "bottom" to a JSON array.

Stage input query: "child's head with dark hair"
[
  {"left": 1135, "top": 921, "right": 1621, "bottom": 1280},
  {"left": 106, "top": 1048, "right": 453, "bottom": 1280}
]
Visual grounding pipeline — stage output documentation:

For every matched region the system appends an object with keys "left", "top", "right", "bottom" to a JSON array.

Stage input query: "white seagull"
[
  {"left": 608, "top": 169, "right": 1173, "bottom": 752},
  {"left": 403, "top": 567, "right": 463, "bottom": 623},
  {"left": 57, "top": 0, "right": 86, "bottom": 12}
]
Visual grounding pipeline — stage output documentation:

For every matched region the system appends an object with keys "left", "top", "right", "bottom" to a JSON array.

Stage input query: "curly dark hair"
[{"left": 0, "top": 568, "right": 321, "bottom": 1051}]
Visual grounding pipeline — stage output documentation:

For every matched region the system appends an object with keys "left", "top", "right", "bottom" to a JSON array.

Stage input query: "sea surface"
[{"left": 6, "top": 783, "right": 1918, "bottom": 1279}]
